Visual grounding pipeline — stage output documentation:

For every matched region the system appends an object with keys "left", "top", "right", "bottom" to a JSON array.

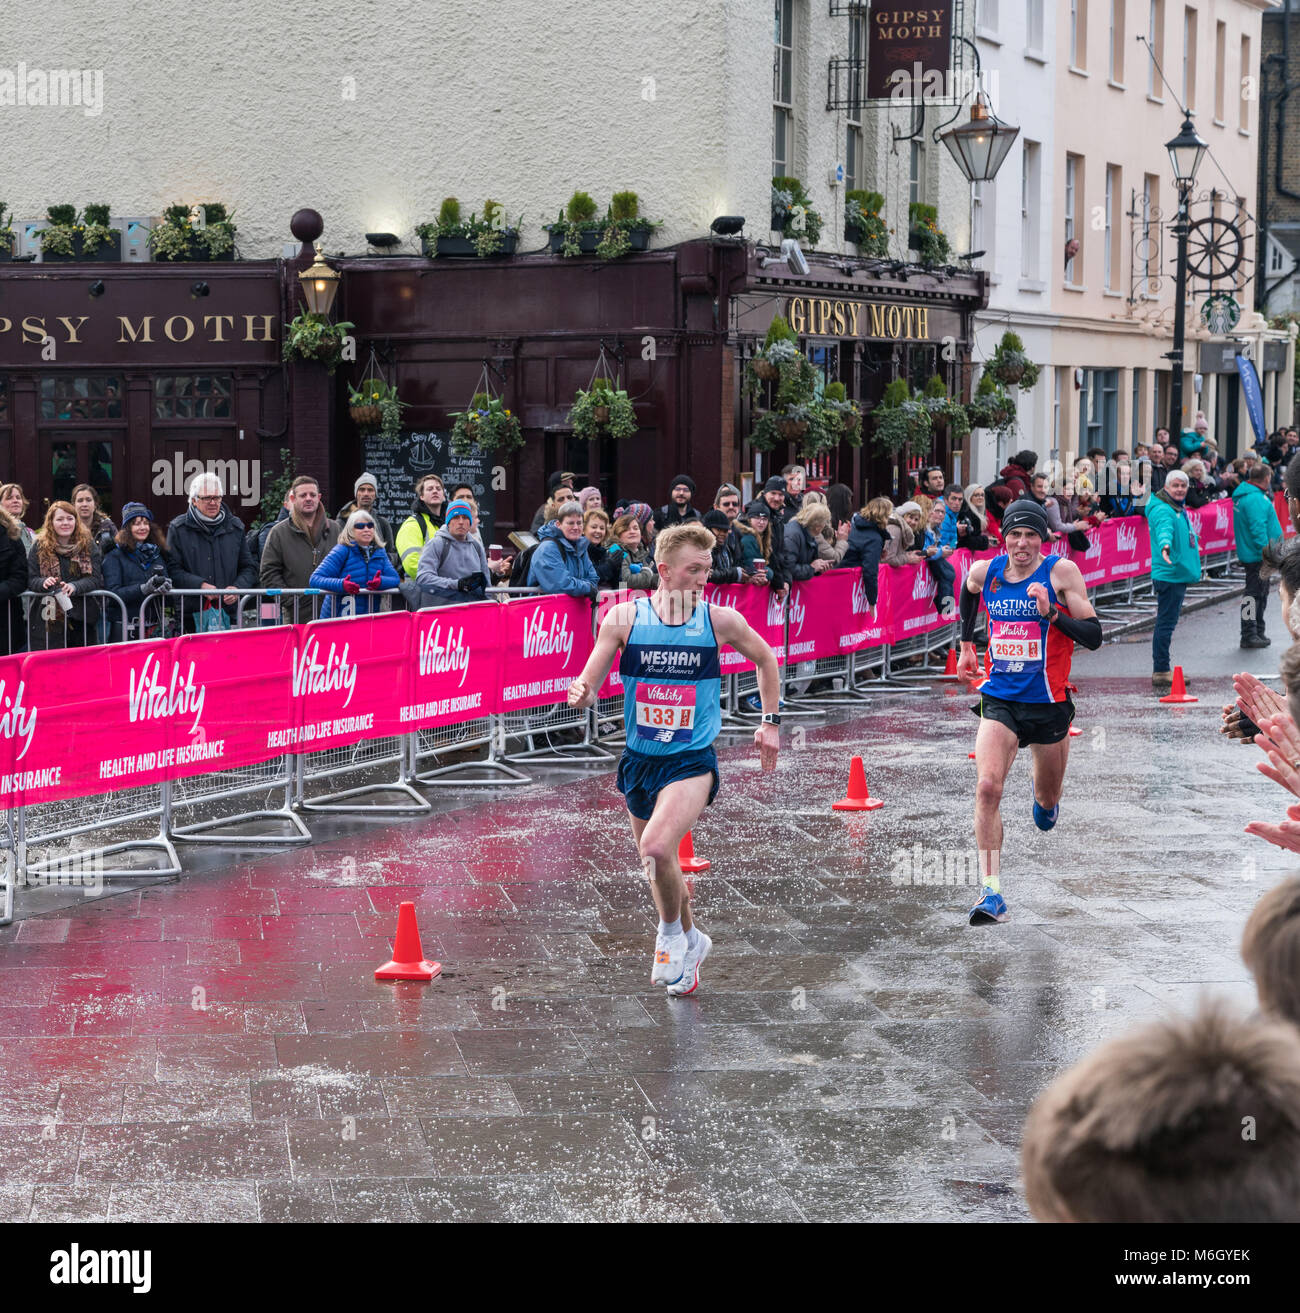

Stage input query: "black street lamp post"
[{"left": 1165, "top": 115, "right": 1208, "bottom": 441}]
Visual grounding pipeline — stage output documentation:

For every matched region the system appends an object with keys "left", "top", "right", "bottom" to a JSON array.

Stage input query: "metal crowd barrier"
[
  {"left": 7, "top": 589, "right": 131, "bottom": 652},
  {"left": 0, "top": 540, "right": 1261, "bottom": 925}
]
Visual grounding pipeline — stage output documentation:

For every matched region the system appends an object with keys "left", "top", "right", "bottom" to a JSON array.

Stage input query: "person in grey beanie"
[{"left": 336, "top": 472, "right": 396, "bottom": 565}]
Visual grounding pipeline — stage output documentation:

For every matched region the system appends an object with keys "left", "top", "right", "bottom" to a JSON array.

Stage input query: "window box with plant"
[
  {"left": 771, "top": 177, "right": 823, "bottom": 248},
  {"left": 567, "top": 377, "right": 638, "bottom": 441},
  {"left": 594, "top": 191, "right": 658, "bottom": 259},
  {"left": 844, "top": 190, "right": 889, "bottom": 255},
  {"left": 417, "top": 197, "right": 520, "bottom": 259},
  {"left": 547, "top": 191, "right": 603, "bottom": 256},
  {"left": 282, "top": 312, "right": 355, "bottom": 372},
  {"left": 41, "top": 204, "right": 121, "bottom": 263},
  {"left": 0, "top": 204, "right": 13, "bottom": 261},
  {"left": 965, "top": 372, "right": 1017, "bottom": 433},
  {"left": 920, "top": 374, "right": 971, "bottom": 443},
  {"left": 871, "top": 378, "right": 934, "bottom": 457},
  {"left": 450, "top": 392, "right": 523, "bottom": 458},
  {"left": 148, "top": 202, "right": 237, "bottom": 262},
  {"left": 907, "top": 203, "right": 950, "bottom": 266},
  {"left": 986, "top": 330, "right": 1041, "bottom": 389}
]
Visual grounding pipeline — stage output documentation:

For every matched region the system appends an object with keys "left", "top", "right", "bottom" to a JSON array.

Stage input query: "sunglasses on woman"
[{"left": 354, "top": 521, "right": 375, "bottom": 529}]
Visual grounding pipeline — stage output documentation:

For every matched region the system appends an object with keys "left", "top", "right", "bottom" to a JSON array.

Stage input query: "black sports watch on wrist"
[
  {"left": 1045, "top": 606, "right": 1059, "bottom": 625},
  {"left": 760, "top": 713, "right": 782, "bottom": 726}
]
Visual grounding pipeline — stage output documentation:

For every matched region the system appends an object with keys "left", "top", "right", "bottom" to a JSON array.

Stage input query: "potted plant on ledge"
[
  {"left": 568, "top": 377, "right": 638, "bottom": 440},
  {"left": 148, "top": 203, "right": 237, "bottom": 262},
  {"left": 844, "top": 190, "right": 889, "bottom": 255},
  {"left": 907, "top": 203, "right": 950, "bottom": 266},
  {"left": 596, "top": 191, "right": 658, "bottom": 258},
  {"left": 871, "top": 378, "right": 933, "bottom": 457},
  {"left": 41, "top": 204, "right": 122, "bottom": 263},
  {"left": 748, "top": 314, "right": 799, "bottom": 384},
  {"left": 547, "top": 191, "right": 603, "bottom": 256},
  {"left": 417, "top": 197, "right": 520, "bottom": 258},
  {"left": 987, "top": 330, "right": 1041, "bottom": 389},
  {"left": 771, "top": 177, "right": 823, "bottom": 248}
]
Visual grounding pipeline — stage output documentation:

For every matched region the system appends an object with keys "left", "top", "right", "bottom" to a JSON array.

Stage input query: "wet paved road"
[{"left": 0, "top": 599, "right": 1291, "bottom": 1222}]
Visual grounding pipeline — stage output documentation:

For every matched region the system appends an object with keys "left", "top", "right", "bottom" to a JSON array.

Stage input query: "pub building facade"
[{"left": 0, "top": 237, "right": 986, "bottom": 533}]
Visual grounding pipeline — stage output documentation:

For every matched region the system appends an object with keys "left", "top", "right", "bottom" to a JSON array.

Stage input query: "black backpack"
[{"left": 509, "top": 542, "right": 540, "bottom": 588}]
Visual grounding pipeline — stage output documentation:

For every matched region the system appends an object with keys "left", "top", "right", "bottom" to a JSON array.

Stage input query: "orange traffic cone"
[
  {"left": 940, "top": 648, "right": 959, "bottom": 680},
  {"left": 1159, "top": 665, "right": 1197, "bottom": 704},
  {"left": 678, "top": 831, "right": 710, "bottom": 873},
  {"left": 832, "top": 755, "right": 884, "bottom": 811},
  {"left": 374, "top": 901, "right": 441, "bottom": 981}
]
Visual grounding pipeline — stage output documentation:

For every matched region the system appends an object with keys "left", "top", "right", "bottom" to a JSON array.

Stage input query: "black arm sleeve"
[
  {"left": 1052, "top": 610, "right": 1103, "bottom": 650},
  {"left": 959, "top": 581, "right": 981, "bottom": 643}
]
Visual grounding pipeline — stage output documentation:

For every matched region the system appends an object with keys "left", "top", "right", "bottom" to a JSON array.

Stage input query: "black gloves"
[
  {"left": 457, "top": 571, "right": 489, "bottom": 593},
  {"left": 141, "top": 573, "right": 171, "bottom": 597}
]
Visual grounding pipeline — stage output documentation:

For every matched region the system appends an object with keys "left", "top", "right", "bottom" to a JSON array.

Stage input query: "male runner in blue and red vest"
[
  {"left": 955, "top": 500, "right": 1102, "bottom": 925},
  {"left": 567, "top": 522, "right": 780, "bottom": 995}
]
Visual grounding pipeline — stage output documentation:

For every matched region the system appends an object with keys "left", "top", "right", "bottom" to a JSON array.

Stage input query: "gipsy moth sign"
[{"left": 866, "top": 4, "right": 954, "bottom": 100}]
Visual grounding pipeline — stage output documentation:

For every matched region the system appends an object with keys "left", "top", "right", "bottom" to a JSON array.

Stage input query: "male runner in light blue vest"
[{"left": 568, "top": 521, "right": 780, "bottom": 996}]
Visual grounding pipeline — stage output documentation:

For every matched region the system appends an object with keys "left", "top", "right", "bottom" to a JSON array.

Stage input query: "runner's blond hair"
[{"left": 654, "top": 521, "right": 715, "bottom": 565}]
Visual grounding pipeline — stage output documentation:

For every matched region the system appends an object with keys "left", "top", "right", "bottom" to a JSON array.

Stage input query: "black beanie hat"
[
  {"left": 763, "top": 475, "right": 787, "bottom": 493},
  {"left": 999, "top": 499, "right": 1050, "bottom": 541},
  {"left": 670, "top": 474, "right": 696, "bottom": 495},
  {"left": 701, "top": 509, "right": 730, "bottom": 530}
]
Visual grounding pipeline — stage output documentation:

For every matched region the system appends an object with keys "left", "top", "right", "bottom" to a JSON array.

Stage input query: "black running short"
[{"left": 970, "top": 692, "right": 1075, "bottom": 748}]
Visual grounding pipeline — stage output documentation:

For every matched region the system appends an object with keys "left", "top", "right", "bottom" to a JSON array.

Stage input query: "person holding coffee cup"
[{"left": 28, "top": 500, "right": 104, "bottom": 649}]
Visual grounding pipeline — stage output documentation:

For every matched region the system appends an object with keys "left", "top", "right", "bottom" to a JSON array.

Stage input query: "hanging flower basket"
[
  {"left": 777, "top": 416, "right": 809, "bottom": 440},
  {"left": 591, "top": 404, "right": 611, "bottom": 425},
  {"left": 349, "top": 403, "right": 383, "bottom": 429},
  {"left": 751, "top": 357, "right": 780, "bottom": 381}
]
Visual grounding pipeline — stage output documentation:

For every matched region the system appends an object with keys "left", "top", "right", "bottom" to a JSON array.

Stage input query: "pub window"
[
  {"left": 1214, "top": 20, "right": 1226, "bottom": 123},
  {"left": 909, "top": 138, "right": 927, "bottom": 206},
  {"left": 1183, "top": 7, "right": 1197, "bottom": 113},
  {"left": 1148, "top": 1, "right": 1165, "bottom": 98},
  {"left": 1026, "top": 0, "right": 1045, "bottom": 53},
  {"left": 39, "top": 375, "right": 124, "bottom": 421},
  {"left": 1064, "top": 154, "right": 1082, "bottom": 283},
  {"left": 845, "top": 9, "right": 865, "bottom": 194},
  {"left": 1109, "top": 0, "right": 1125, "bottom": 84},
  {"left": 773, "top": 0, "right": 794, "bottom": 179},
  {"left": 1021, "top": 141, "right": 1041, "bottom": 279},
  {"left": 908, "top": 346, "right": 938, "bottom": 393},
  {"left": 1104, "top": 163, "right": 1121, "bottom": 292},
  {"left": 1240, "top": 35, "right": 1251, "bottom": 132},
  {"left": 1070, "top": 0, "right": 1087, "bottom": 71},
  {"left": 154, "top": 374, "right": 234, "bottom": 420}
]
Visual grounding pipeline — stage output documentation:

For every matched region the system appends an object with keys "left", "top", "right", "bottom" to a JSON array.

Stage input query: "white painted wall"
[{"left": 0, "top": 0, "right": 971, "bottom": 261}]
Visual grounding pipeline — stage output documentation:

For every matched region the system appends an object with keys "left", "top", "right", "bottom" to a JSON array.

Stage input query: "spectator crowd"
[{"left": 0, "top": 412, "right": 1291, "bottom": 666}]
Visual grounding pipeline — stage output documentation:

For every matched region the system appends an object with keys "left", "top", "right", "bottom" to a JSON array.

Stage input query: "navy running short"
[
  {"left": 616, "top": 745, "right": 720, "bottom": 821},
  {"left": 971, "top": 692, "right": 1075, "bottom": 747}
]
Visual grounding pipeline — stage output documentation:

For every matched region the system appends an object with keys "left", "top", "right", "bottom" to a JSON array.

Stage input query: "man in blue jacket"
[
  {"left": 1233, "top": 462, "right": 1284, "bottom": 649},
  {"left": 527, "top": 502, "right": 599, "bottom": 599},
  {"left": 1144, "top": 470, "right": 1200, "bottom": 692}
]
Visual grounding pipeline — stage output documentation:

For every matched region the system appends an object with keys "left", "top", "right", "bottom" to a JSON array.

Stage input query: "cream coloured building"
[{"left": 971, "top": 0, "right": 1291, "bottom": 482}]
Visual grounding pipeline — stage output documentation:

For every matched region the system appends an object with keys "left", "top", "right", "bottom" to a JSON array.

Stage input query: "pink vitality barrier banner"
[
  {"left": 498, "top": 593, "right": 594, "bottom": 711},
  {"left": 786, "top": 569, "right": 889, "bottom": 661}
]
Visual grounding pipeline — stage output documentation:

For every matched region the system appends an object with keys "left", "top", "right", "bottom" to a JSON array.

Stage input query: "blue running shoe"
[
  {"left": 968, "top": 886, "right": 1008, "bottom": 925},
  {"left": 1031, "top": 778, "right": 1059, "bottom": 832}
]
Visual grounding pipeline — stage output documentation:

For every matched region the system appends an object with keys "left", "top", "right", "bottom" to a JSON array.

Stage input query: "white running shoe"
[
  {"left": 667, "top": 932, "right": 712, "bottom": 997},
  {"left": 651, "top": 931, "right": 688, "bottom": 985}
]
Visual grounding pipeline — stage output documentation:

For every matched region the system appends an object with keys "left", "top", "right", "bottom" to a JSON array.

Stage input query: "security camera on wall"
[{"left": 781, "top": 238, "right": 810, "bottom": 276}]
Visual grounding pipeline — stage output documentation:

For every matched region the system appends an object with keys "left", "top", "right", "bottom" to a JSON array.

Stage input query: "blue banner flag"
[{"left": 1236, "top": 353, "right": 1266, "bottom": 446}]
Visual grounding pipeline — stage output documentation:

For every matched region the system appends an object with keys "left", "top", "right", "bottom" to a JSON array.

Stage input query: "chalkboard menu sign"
[{"left": 361, "top": 431, "right": 497, "bottom": 546}]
